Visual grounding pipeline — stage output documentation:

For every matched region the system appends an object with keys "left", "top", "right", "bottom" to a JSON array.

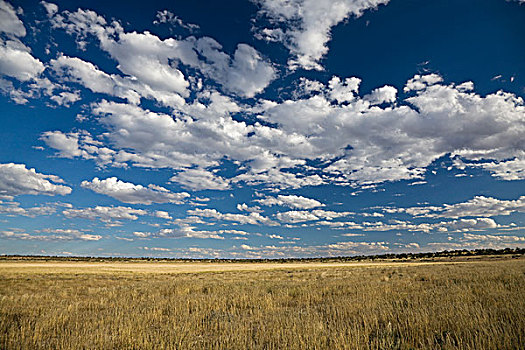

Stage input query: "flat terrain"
[
  {"left": 1, "top": 256, "right": 524, "bottom": 349},
  {"left": 0, "top": 258, "right": 493, "bottom": 275}
]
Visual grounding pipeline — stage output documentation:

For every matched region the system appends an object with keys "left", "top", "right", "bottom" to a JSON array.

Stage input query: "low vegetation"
[{"left": 1, "top": 255, "right": 524, "bottom": 349}]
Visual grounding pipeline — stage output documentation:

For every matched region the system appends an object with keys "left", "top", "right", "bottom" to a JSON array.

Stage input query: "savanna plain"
[{"left": 1, "top": 256, "right": 524, "bottom": 349}]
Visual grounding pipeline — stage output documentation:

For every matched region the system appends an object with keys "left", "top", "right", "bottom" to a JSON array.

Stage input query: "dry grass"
[{"left": 1, "top": 257, "right": 524, "bottom": 349}]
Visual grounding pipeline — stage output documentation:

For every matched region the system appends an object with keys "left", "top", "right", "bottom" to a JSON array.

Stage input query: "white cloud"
[
  {"left": 458, "top": 158, "right": 525, "bottom": 181},
  {"left": 170, "top": 169, "right": 230, "bottom": 191},
  {"left": 50, "top": 55, "right": 143, "bottom": 104},
  {"left": 187, "top": 208, "right": 279, "bottom": 226},
  {"left": 364, "top": 85, "right": 397, "bottom": 105},
  {"left": 37, "top": 5, "right": 525, "bottom": 191},
  {"left": 360, "top": 217, "right": 502, "bottom": 233},
  {"left": 41, "top": 130, "right": 122, "bottom": 167},
  {"left": 62, "top": 205, "right": 148, "bottom": 222},
  {"left": 461, "top": 232, "right": 524, "bottom": 242},
  {"left": 0, "top": 163, "right": 71, "bottom": 199},
  {"left": 0, "top": 1, "right": 45, "bottom": 84},
  {"left": 391, "top": 195, "right": 525, "bottom": 219},
  {"left": 51, "top": 8, "right": 274, "bottom": 99},
  {"left": 135, "top": 226, "right": 225, "bottom": 240},
  {"left": 446, "top": 218, "right": 498, "bottom": 231},
  {"left": 153, "top": 10, "right": 199, "bottom": 31},
  {"left": 237, "top": 203, "right": 263, "bottom": 213},
  {"left": 253, "top": 0, "right": 390, "bottom": 70},
  {"left": 436, "top": 196, "right": 525, "bottom": 219},
  {"left": 403, "top": 74, "right": 443, "bottom": 92},
  {"left": 256, "top": 194, "right": 324, "bottom": 209},
  {"left": 0, "top": 228, "right": 101, "bottom": 241},
  {"left": 0, "top": 201, "right": 57, "bottom": 217},
  {"left": 142, "top": 246, "right": 172, "bottom": 252},
  {"left": 41, "top": 2, "right": 58, "bottom": 18},
  {"left": 49, "top": 90, "right": 81, "bottom": 106},
  {"left": 276, "top": 210, "right": 319, "bottom": 223},
  {"left": 40, "top": 131, "right": 83, "bottom": 158},
  {"left": 0, "top": 0, "right": 26, "bottom": 37},
  {"left": 0, "top": 40, "right": 45, "bottom": 81},
  {"left": 41, "top": 72, "right": 525, "bottom": 191},
  {"left": 154, "top": 210, "right": 172, "bottom": 220},
  {"left": 40, "top": 228, "right": 102, "bottom": 241},
  {"left": 81, "top": 177, "right": 189, "bottom": 205},
  {"left": 275, "top": 209, "right": 351, "bottom": 223},
  {"left": 222, "top": 44, "right": 276, "bottom": 98}
]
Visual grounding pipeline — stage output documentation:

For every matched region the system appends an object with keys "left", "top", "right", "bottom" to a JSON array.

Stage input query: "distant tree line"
[{"left": 1, "top": 247, "right": 524, "bottom": 263}]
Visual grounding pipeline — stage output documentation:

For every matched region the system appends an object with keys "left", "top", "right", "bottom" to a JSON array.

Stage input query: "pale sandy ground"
[{"left": 0, "top": 258, "right": 505, "bottom": 275}]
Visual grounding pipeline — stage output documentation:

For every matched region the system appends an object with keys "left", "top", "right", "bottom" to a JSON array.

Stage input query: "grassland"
[{"left": 1, "top": 256, "right": 524, "bottom": 349}]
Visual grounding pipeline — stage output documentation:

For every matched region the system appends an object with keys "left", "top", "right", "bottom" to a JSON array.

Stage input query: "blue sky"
[{"left": 0, "top": 0, "right": 524, "bottom": 258}]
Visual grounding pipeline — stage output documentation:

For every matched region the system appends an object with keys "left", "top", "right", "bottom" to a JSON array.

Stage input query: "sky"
[{"left": 0, "top": 0, "right": 524, "bottom": 258}]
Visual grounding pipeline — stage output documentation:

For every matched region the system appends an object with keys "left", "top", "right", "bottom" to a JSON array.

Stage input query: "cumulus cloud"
[
  {"left": 40, "top": 131, "right": 83, "bottom": 158},
  {"left": 0, "top": 41, "right": 45, "bottom": 81},
  {"left": 256, "top": 194, "right": 324, "bottom": 209},
  {"left": 0, "top": 163, "right": 71, "bottom": 199},
  {"left": 456, "top": 158, "right": 525, "bottom": 181},
  {"left": 0, "top": 1, "right": 44, "bottom": 83},
  {"left": 360, "top": 218, "right": 502, "bottom": 233},
  {"left": 0, "top": 228, "right": 102, "bottom": 241},
  {"left": 0, "top": 201, "right": 57, "bottom": 217},
  {"left": 461, "top": 232, "right": 525, "bottom": 242},
  {"left": 276, "top": 209, "right": 352, "bottom": 223},
  {"left": 229, "top": 240, "right": 390, "bottom": 258},
  {"left": 41, "top": 2, "right": 58, "bottom": 18},
  {"left": 364, "top": 85, "right": 397, "bottom": 105},
  {"left": 134, "top": 226, "right": 225, "bottom": 240},
  {"left": 154, "top": 210, "right": 172, "bottom": 220},
  {"left": 153, "top": 10, "right": 199, "bottom": 32},
  {"left": 435, "top": 196, "right": 525, "bottom": 219},
  {"left": 35, "top": 4, "right": 525, "bottom": 191},
  {"left": 40, "top": 228, "right": 101, "bottom": 241},
  {"left": 253, "top": 0, "right": 390, "bottom": 70},
  {"left": 390, "top": 195, "right": 525, "bottom": 219},
  {"left": 41, "top": 71, "right": 525, "bottom": 191},
  {"left": 0, "top": 2, "right": 80, "bottom": 106},
  {"left": 50, "top": 7, "right": 275, "bottom": 99},
  {"left": 81, "top": 177, "right": 189, "bottom": 205},
  {"left": 276, "top": 210, "right": 319, "bottom": 223},
  {"left": 237, "top": 203, "right": 263, "bottom": 213},
  {"left": 0, "top": 0, "right": 26, "bottom": 37},
  {"left": 187, "top": 208, "right": 279, "bottom": 226},
  {"left": 170, "top": 169, "right": 231, "bottom": 191},
  {"left": 62, "top": 205, "right": 148, "bottom": 222}
]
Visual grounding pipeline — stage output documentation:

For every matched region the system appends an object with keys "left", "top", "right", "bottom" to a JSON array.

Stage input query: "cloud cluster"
[
  {"left": 187, "top": 208, "right": 279, "bottom": 226},
  {"left": 253, "top": 0, "right": 390, "bottom": 70},
  {"left": 276, "top": 209, "right": 352, "bottom": 223},
  {"left": 135, "top": 227, "right": 224, "bottom": 240},
  {"left": 27, "top": 2, "right": 524, "bottom": 192},
  {"left": 0, "top": 201, "right": 57, "bottom": 217},
  {"left": 0, "top": 0, "right": 48, "bottom": 103},
  {"left": 358, "top": 218, "right": 500, "bottom": 233},
  {"left": 0, "top": 0, "right": 44, "bottom": 80},
  {"left": 0, "top": 163, "right": 71, "bottom": 199},
  {"left": 41, "top": 72, "right": 525, "bottom": 191},
  {"left": 0, "top": 228, "right": 101, "bottom": 241},
  {"left": 62, "top": 205, "right": 148, "bottom": 222},
  {"left": 387, "top": 195, "right": 525, "bottom": 219},
  {"left": 256, "top": 194, "right": 324, "bottom": 209},
  {"left": 81, "top": 177, "right": 189, "bottom": 205},
  {"left": 50, "top": 7, "right": 275, "bottom": 100}
]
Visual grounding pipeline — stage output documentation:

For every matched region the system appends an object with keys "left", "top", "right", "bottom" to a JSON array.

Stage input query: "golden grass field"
[{"left": 1, "top": 256, "right": 524, "bottom": 349}]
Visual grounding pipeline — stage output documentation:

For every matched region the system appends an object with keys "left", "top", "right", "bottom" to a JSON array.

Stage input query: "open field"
[
  {"left": 1, "top": 256, "right": 524, "bottom": 349},
  {"left": 0, "top": 259, "right": 497, "bottom": 275}
]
